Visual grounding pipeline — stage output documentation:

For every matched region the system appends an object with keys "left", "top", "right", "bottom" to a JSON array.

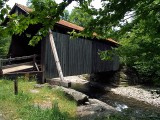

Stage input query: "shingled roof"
[
  {"left": 16, "top": 3, "right": 33, "bottom": 13},
  {"left": 57, "top": 20, "right": 84, "bottom": 31},
  {"left": 11, "top": 3, "right": 119, "bottom": 45}
]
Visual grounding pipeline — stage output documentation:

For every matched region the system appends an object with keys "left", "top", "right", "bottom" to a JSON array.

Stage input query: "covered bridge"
[{"left": 2, "top": 4, "right": 119, "bottom": 83}]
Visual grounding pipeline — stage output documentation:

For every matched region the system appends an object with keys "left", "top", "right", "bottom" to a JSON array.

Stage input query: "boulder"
[
  {"left": 53, "top": 86, "right": 89, "bottom": 105},
  {"left": 77, "top": 99, "right": 117, "bottom": 120}
]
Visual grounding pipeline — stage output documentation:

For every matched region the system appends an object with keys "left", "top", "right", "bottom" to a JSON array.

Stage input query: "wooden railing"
[
  {"left": 0, "top": 54, "right": 40, "bottom": 74},
  {"left": 0, "top": 54, "right": 44, "bottom": 84}
]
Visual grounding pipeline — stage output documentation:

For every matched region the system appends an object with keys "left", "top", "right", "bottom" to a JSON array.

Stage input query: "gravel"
[{"left": 110, "top": 86, "right": 160, "bottom": 107}]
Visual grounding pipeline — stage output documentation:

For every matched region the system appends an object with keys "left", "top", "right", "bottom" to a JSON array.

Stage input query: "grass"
[{"left": 0, "top": 77, "right": 77, "bottom": 120}]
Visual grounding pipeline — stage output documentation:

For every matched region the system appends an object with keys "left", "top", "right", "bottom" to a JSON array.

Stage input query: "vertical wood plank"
[{"left": 44, "top": 32, "right": 118, "bottom": 79}]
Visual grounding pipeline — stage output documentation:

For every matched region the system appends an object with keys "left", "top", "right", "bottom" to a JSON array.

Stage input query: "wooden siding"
[
  {"left": 44, "top": 32, "right": 92, "bottom": 78},
  {"left": 44, "top": 32, "right": 119, "bottom": 79},
  {"left": 92, "top": 41, "right": 112, "bottom": 72},
  {"left": 92, "top": 41, "right": 119, "bottom": 72}
]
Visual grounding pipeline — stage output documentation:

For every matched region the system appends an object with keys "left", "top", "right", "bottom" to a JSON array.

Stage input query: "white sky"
[{"left": 7, "top": 0, "right": 102, "bottom": 11}]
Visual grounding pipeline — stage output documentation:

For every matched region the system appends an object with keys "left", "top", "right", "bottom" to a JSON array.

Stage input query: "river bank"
[
  {"left": 50, "top": 75, "right": 160, "bottom": 108},
  {"left": 110, "top": 86, "right": 160, "bottom": 108},
  {"left": 47, "top": 75, "right": 160, "bottom": 119}
]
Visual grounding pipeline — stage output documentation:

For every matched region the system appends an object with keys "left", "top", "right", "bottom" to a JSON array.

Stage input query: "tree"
[
  {"left": 0, "top": 0, "right": 160, "bottom": 85},
  {"left": 0, "top": 0, "right": 11, "bottom": 57},
  {"left": 0, "top": 0, "right": 89, "bottom": 46},
  {"left": 0, "top": 0, "right": 10, "bottom": 21},
  {"left": 68, "top": 8, "right": 93, "bottom": 27},
  {"left": 0, "top": 36, "right": 11, "bottom": 56},
  {"left": 61, "top": 10, "right": 70, "bottom": 21},
  {"left": 114, "top": 0, "right": 160, "bottom": 85},
  {"left": 118, "top": 15, "right": 160, "bottom": 85},
  {"left": 0, "top": 0, "right": 159, "bottom": 44}
]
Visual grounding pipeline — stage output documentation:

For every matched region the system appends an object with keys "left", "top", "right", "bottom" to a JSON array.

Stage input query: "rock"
[
  {"left": 34, "top": 84, "right": 47, "bottom": 88},
  {"left": 47, "top": 78, "right": 71, "bottom": 88},
  {"left": 77, "top": 99, "right": 117, "bottom": 120},
  {"left": 120, "top": 72, "right": 128, "bottom": 80},
  {"left": 88, "top": 99, "right": 117, "bottom": 112},
  {"left": 151, "top": 90, "right": 160, "bottom": 95},
  {"left": 30, "top": 89, "right": 39, "bottom": 93},
  {"left": 53, "top": 86, "right": 89, "bottom": 105},
  {"left": 111, "top": 86, "right": 160, "bottom": 107},
  {"left": 78, "top": 74, "right": 90, "bottom": 80},
  {"left": 85, "top": 102, "right": 90, "bottom": 105}
]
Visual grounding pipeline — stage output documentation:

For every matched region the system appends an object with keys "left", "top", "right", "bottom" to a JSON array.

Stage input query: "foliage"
[
  {"left": 68, "top": 7, "right": 93, "bottom": 27},
  {"left": 98, "top": 49, "right": 115, "bottom": 61},
  {"left": 0, "top": 0, "right": 160, "bottom": 85},
  {"left": 73, "top": 0, "right": 160, "bottom": 85},
  {"left": 116, "top": 0, "right": 160, "bottom": 85},
  {"left": 0, "top": 78, "right": 77, "bottom": 119},
  {"left": 0, "top": 35, "right": 11, "bottom": 56},
  {"left": 61, "top": 10, "right": 70, "bottom": 21},
  {"left": 119, "top": 28, "right": 160, "bottom": 85},
  {"left": 0, "top": 0, "right": 10, "bottom": 21},
  {"left": 0, "top": 0, "right": 89, "bottom": 46},
  {"left": 26, "top": 0, "right": 32, "bottom": 8}
]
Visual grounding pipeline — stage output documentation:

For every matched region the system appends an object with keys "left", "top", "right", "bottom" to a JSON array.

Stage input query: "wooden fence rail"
[
  {"left": 0, "top": 54, "right": 39, "bottom": 75},
  {"left": 0, "top": 54, "right": 38, "bottom": 67},
  {"left": 0, "top": 54, "right": 38, "bottom": 62}
]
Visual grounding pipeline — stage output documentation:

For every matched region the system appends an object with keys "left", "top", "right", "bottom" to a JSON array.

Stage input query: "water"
[{"left": 90, "top": 91, "right": 160, "bottom": 120}]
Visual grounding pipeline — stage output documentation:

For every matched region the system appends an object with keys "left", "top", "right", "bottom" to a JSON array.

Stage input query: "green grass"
[{"left": 0, "top": 77, "right": 77, "bottom": 120}]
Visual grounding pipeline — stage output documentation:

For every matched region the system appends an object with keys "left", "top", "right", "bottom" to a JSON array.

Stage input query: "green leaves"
[
  {"left": 0, "top": 35, "right": 11, "bottom": 56},
  {"left": 0, "top": 0, "right": 10, "bottom": 22},
  {"left": 68, "top": 7, "right": 93, "bottom": 27},
  {"left": 98, "top": 50, "right": 115, "bottom": 61},
  {"left": 118, "top": 9, "right": 160, "bottom": 85},
  {"left": 0, "top": 0, "right": 160, "bottom": 85},
  {"left": 0, "top": 8, "right": 8, "bottom": 20},
  {"left": 29, "top": 35, "right": 42, "bottom": 46}
]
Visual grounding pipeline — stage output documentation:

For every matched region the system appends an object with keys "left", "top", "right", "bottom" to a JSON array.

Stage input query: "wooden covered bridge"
[{"left": 0, "top": 4, "right": 119, "bottom": 83}]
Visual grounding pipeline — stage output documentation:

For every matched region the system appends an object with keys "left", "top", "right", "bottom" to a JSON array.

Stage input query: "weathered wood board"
[{"left": 3, "top": 65, "right": 33, "bottom": 74}]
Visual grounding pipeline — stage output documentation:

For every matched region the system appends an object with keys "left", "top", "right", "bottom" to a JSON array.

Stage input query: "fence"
[{"left": 0, "top": 54, "right": 39, "bottom": 75}]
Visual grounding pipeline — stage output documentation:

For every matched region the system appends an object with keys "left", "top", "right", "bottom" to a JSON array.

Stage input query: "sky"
[{"left": 7, "top": 0, "right": 102, "bottom": 12}]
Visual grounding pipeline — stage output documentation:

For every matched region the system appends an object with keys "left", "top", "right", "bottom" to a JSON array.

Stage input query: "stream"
[{"left": 90, "top": 91, "right": 160, "bottom": 120}]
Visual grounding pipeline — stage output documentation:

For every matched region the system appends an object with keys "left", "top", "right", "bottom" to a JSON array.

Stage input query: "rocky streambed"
[
  {"left": 53, "top": 75, "right": 160, "bottom": 108},
  {"left": 110, "top": 86, "right": 160, "bottom": 108},
  {"left": 48, "top": 75, "right": 160, "bottom": 119},
  {"left": 49, "top": 85, "right": 118, "bottom": 120}
]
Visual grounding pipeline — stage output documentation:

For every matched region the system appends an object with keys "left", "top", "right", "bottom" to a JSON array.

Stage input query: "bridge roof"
[{"left": 6, "top": 3, "right": 119, "bottom": 45}]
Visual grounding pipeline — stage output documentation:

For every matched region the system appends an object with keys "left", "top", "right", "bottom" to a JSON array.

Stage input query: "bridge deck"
[{"left": 3, "top": 65, "right": 33, "bottom": 74}]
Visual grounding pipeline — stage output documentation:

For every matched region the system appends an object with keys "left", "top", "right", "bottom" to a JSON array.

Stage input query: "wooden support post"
[
  {"left": 33, "top": 54, "right": 40, "bottom": 71},
  {"left": 49, "top": 29, "right": 65, "bottom": 81},
  {"left": 14, "top": 79, "right": 18, "bottom": 95},
  {"left": 41, "top": 38, "right": 46, "bottom": 83},
  {"left": 33, "top": 54, "right": 36, "bottom": 63}
]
